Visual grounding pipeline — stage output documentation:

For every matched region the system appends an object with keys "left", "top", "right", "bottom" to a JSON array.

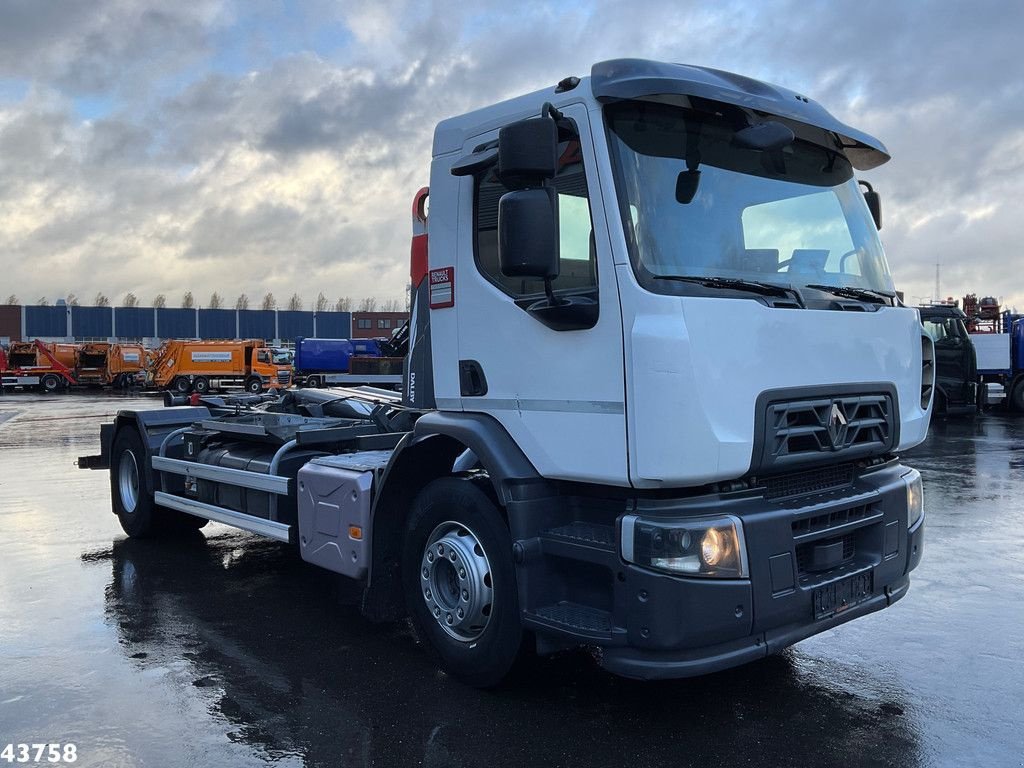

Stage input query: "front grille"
[
  {"left": 762, "top": 393, "right": 893, "bottom": 470},
  {"left": 277, "top": 371, "right": 291, "bottom": 385},
  {"left": 764, "top": 463, "right": 855, "bottom": 500},
  {"left": 791, "top": 504, "right": 872, "bottom": 536}
]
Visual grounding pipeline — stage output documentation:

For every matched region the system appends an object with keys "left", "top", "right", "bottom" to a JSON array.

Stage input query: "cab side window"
[{"left": 475, "top": 138, "right": 597, "bottom": 298}]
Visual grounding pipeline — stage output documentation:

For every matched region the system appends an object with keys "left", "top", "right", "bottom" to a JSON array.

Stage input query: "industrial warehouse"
[{"left": 0, "top": 303, "right": 401, "bottom": 344}]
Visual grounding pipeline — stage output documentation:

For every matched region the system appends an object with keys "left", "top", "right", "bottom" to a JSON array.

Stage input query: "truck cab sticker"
[{"left": 429, "top": 267, "right": 454, "bottom": 309}]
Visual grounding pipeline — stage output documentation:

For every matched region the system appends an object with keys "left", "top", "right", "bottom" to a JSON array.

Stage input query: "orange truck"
[
  {"left": 0, "top": 339, "right": 78, "bottom": 392},
  {"left": 149, "top": 339, "right": 292, "bottom": 394},
  {"left": 75, "top": 342, "right": 147, "bottom": 387}
]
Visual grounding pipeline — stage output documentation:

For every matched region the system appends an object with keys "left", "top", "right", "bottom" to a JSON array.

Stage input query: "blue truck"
[
  {"left": 969, "top": 312, "right": 1024, "bottom": 411},
  {"left": 292, "top": 337, "right": 402, "bottom": 388}
]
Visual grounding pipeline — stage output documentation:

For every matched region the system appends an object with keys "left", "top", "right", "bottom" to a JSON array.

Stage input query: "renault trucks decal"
[{"left": 429, "top": 267, "right": 454, "bottom": 309}]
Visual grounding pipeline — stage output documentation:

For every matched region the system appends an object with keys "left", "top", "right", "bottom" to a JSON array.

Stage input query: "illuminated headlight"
[
  {"left": 903, "top": 469, "right": 924, "bottom": 528},
  {"left": 621, "top": 514, "right": 748, "bottom": 578}
]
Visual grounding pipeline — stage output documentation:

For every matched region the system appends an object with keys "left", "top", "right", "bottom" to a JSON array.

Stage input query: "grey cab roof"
[{"left": 433, "top": 58, "right": 889, "bottom": 170}]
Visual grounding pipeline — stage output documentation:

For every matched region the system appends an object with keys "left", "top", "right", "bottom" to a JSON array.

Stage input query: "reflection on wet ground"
[{"left": 1, "top": 393, "right": 1021, "bottom": 767}]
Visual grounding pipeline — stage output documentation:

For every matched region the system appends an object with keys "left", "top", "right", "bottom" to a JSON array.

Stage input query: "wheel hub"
[
  {"left": 118, "top": 451, "right": 140, "bottom": 514},
  {"left": 421, "top": 522, "right": 493, "bottom": 642}
]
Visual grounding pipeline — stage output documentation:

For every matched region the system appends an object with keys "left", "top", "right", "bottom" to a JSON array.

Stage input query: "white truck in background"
[{"left": 81, "top": 59, "right": 931, "bottom": 686}]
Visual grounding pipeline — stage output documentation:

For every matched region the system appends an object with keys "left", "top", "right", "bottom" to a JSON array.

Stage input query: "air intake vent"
[
  {"left": 921, "top": 335, "right": 935, "bottom": 409},
  {"left": 763, "top": 463, "right": 855, "bottom": 500}
]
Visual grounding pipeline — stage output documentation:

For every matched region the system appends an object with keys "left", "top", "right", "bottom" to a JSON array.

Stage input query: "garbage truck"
[
  {"left": 75, "top": 342, "right": 147, "bottom": 387},
  {"left": 148, "top": 339, "right": 293, "bottom": 394},
  {"left": 80, "top": 59, "right": 931, "bottom": 686},
  {"left": 1, "top": 339, "right": 78, "bottom": 392}
]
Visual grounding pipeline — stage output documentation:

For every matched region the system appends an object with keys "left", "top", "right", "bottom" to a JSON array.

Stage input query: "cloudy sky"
[{"left": 0, "top": 0, "right": 1020, "bottom": 311}]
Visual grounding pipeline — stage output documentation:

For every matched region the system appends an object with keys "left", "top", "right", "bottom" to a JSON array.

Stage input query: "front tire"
[
  {"left": 402, "top": 477, "right": 523, "bottom": 687},
  {"left": 245, "top": 376, "right": 262, "bottom": 394}
]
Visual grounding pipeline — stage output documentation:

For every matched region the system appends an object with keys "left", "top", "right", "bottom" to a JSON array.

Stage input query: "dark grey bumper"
[{"left": 518, "top": 461, "right": 924, "bottom": 680}]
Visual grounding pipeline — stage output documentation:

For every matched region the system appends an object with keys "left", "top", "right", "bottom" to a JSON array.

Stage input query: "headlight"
[
  {"left": 621, "top": 514, "right": 748, "bottom": 578},
  {"left": 903, "top": 469, "right": 924, "bottom": 528}
]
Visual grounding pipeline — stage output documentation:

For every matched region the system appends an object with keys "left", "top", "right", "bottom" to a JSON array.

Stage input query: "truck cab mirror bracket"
[
  {"left": 450, "top": 147, "right": 498, "bottom": 177},
  {"left": 859, "top": 180, "right": 882, "bottom": 229}
]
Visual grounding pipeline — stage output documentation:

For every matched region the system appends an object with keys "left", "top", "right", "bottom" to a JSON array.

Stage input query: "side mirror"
[
  {"left": 498, "top": 117, "right": 558, "bottom": 184},
  {"left": 859, "top": 180, "right": 882, "bottom": 230},
  {"left": 498, "top": 187, "right": 559, "bottom": 279}
]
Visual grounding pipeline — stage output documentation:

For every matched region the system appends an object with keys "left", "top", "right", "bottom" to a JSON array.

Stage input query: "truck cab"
[
  {"left": 403, "top": 58, "right": 930, "bottom": 678},
  {"left": 919, "top": 305, "right": 977, "bottom": 414},
  {"left": 251, "top": 346, "right": 293, "bottom": 389}
]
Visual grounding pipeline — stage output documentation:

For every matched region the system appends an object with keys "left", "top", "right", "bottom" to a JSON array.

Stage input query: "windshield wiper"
[
  {"left": 803, "top": 284, "right": 893, "bottom": 305},
  {"left": 652, "top": 275, "right": 802, "bottom": 302}
]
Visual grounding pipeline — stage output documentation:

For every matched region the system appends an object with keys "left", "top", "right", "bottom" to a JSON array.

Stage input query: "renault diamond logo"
[
  {"left": 827, "top": 402, "right": 848, "bottom": 448},
  {"left": 829, "top": 403, "right": 848, "bottom": 428}
]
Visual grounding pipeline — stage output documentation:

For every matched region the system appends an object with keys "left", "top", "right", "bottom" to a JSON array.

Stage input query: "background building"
[
  {"left": 0, "top": 304, "right": 408, "bottom": 346},
  {"left": 351, "top": 311, "right": 408, "bottom": 340}
]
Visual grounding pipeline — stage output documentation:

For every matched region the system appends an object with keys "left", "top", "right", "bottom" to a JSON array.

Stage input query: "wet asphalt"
[{"left": 0, "top": 392, "right": 1022, "bottom": 768}]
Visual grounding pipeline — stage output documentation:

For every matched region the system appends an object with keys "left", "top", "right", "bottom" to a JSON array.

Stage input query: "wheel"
[
  {"left": 110, "top": 429, "right": 161, "bottom": 538},
  {"left": 1011, "top": 381, "right": 1024, "bottom": 413},
  {"left": 245, "top": 376, "right": 263, "bottom": 394},
  {"left": 40, "top": 374, "right": 62, "bottom": 393},
  {"left": 192, "top": 376, "right": 211, "bottom": 395},
  {"left": 172, "top": 376, "right": 191, "bottom": 394},
  {"left": 307, "top": 375, "right": 321, "bottom": 389},
  {"left": 402, "top": 477, "right": 523, "bottom": 687},
  {"left": 110, "top": 428, "right": 208, "bottom": 538}
]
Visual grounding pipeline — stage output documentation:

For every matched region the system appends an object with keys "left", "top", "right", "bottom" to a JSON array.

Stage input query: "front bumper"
[{"left": 520, "top": 461, "right": 924, "bottom": 679}]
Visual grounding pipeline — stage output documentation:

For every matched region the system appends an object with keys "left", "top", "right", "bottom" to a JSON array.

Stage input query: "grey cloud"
[
  {"left": 0, "top": 0, "right": 227, "bottom": 94},
  {"left": 0, "top": 0, "right": 1021, "bottom": 309}
]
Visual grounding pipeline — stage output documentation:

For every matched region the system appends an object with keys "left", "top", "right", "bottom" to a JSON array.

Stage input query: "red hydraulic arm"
[{"left": 32, "top": 339, "right": 78, "bottom": 384}]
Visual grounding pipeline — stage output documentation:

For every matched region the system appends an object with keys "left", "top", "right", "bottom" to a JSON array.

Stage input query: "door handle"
[{"left": 459, "top": 360, "right": 488, "bottom": 397}]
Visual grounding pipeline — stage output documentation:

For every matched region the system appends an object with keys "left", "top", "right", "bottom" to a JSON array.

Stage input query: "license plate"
[{"left": 813, "top": 571, "right": 873, "bottom": 620}]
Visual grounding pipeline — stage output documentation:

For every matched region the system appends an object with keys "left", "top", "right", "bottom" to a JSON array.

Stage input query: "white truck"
[{"left": 81, "top": 59, "right": 931, "bottom": 686}]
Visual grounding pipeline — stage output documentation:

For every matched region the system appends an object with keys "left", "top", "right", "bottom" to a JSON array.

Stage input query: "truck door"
[
  {"left": 453, "top": 104, "right": 628, "bottom": 485},
  {"left": 923, "top": 315, "right": 973, "bottom": 408}
]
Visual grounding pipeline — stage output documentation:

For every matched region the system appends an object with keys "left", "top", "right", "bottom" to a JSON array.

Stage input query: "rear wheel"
[
  {"left": 110, "top": 428, "right": 207, "bottom": 537},
  {"left": 172, "top": 376, "right": 191, "bottom": 394},
  {"left": 307, "top": 375, "right": 321, "bottom": 388},
  {"left": 111, "top": 429, "right": 160, "bottom": 538},
  {"left": 402, "top": 477, "right": 523, "bottom": 687},
  {"left": 40, "top": 374, "right": 62, "bottom": 393},
  {"left": 192, "top": 376, "right": 211, "bottom": 395},
  {"left": 245, "top": 376, "right": 262, "bottom": 394}
]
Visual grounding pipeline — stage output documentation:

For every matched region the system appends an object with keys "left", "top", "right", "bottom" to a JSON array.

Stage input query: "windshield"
[
  {"left": 271, "top": 349, "right": 293, "bottom": 365},
  {"left": 922, "top": 316, "right": 967, "bottom": 343},
  {"left": 605, "top": 101, "right": 895, "bottom": 297}
]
